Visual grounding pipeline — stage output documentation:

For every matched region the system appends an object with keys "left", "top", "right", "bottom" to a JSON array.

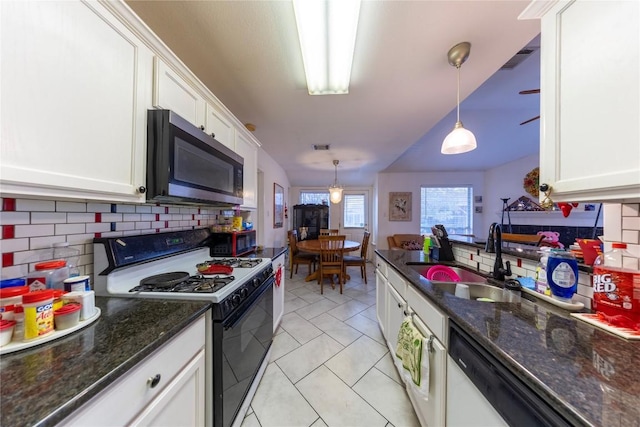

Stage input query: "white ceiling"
[{"left": 126, "top": 0, "right": 541, "bottom": 187}]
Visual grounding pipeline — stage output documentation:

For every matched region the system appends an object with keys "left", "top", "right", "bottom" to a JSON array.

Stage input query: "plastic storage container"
[
  {"left": 546, "top": 250, "right": 578, "bottom": 302},
  {"left": 0, "top": 320, "right": 16, "bottom": 346},
  {"left": 12, "top": 305, "right": 24, "bottom": 343},
  {"left": 31, "top": 260, "right": 69, "bottom": 290},
  {"left": 62, "top": 290, "right": 95, "bottom": 320},
  {"left": 54, "top": 303, "right": 81, "bottom": 330},
  {"left": 0, "top": 278, "right": 26, "bottom": 289},
  {"left": 23, "top": 290, "right": 55, "bottom": 340},
  {"left": 592, "top": 242, "right": 640, "bottom": 329},
  {"left": 0, "top": 285, "right": 30, "bottom": 321},
  {"left": 53, "top": 242, "right": 80, "bottom": 277},
  {"left": 63, "top": 275, "right": 90, "bottom": 292},
  {"left": 535, "top": 248, "right": 551, "bottom": 295}
]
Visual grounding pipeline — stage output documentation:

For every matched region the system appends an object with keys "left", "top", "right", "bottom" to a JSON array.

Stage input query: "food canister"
[
  {"left": 0, "top": 286, "right": 30, "bottom": 321},
  {"left": 0, "top": 278, "right": 26, "bottom": 289},
  {"left": 63, "top": 275, "right": 90, "bottom": 292},
  {"left": 232, "top": 216, "right": 243, "bottom": 231},
  {"left": 52, "top": 289, "right": 66, "bottom": 311},
  {"left": 31, "top": 260, "right": 69, "bottom": 290},
  {"left": 0, "top": 320, "right": 16, "bottom": 346},
  {"left": 54, "top": 303, "right": 81, "bottom": 330},
  {"left": 62, "top": 290, "right": 95, "bottom": 320},
  {"left": 23, "top": 290, "right": 55, "bottom": 340}
]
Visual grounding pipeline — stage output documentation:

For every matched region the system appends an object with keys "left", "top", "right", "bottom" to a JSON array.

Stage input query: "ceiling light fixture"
[
  {"left": 329, "top": 160, "right": 343, "bottom": 204},
  {"left": 292, "top": 0, "right": 361, "bottom": 95},
  {"left": 441, "top": 42, "right": 477, "bottom": 155}
]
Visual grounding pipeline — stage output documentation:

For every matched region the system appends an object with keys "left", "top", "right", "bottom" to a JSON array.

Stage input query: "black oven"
[
  {"left": 212, "top": 272, "right": 274, "bottom": 427},
  {"left": 147, "top": 109, "right": 244, "bottom": 206}
]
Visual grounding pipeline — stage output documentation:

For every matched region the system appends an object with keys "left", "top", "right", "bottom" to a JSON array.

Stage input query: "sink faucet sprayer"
[{"left": 488, "top": 223, "right": 512, "bottom": 281}]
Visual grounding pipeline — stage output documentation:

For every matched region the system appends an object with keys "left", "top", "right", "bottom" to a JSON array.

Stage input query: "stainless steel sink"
[
  {"left": 429, "top": 282, "right": 506, "bottom": 302},
  {"left": 406, "top": 264, "right": 488, "bottom": 283}
]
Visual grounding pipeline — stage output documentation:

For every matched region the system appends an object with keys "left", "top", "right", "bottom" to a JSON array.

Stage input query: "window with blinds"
[
  {"left": 343, "top": 194, "right": 365, "bottom": 228},
  {"left": 420, "top": 186, "right": 473, "bottom": 235}
]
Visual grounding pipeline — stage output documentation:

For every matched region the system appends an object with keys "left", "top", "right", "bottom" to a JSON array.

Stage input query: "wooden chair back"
[
  {"left": 359, "top": 231, "right": 371, "bottom": 259},
  {"left": 288, "top": 230, "right": 300, "bottom": 254},
  {"left": 318, "top": 235, "right": 346, "bottom": 292},
  {"left": 320, "top": 229, "right": 340, "bottom": 236}
]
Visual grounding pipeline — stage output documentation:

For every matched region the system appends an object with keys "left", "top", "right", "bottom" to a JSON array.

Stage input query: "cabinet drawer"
[
  {"left": 407, "top": 286, "right": 446, "bottom": 345},
  {"left": 62, "top": 315, "right": 206, "bottom": 426},
  {"left": 387, "top": 267, "right": 407, "bottom": 299},
  {"left": 375, "top": 255, "right": 388, "bottom": 278}
]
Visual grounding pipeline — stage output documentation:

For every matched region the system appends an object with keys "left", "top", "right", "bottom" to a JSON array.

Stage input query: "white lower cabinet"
[
  {"left": 385, "top": 282, "right": 407, "bottom": 353},
  {"left": 1, "top": 0, "right": 152, "bottom": 203},
  {"left": 375, "top": 269, "right": 387, "bottom": 333},
  {"left": 61, "top": 315, "right": 206, "bottom": 426},
  {"left": 446, "top": 356, "right": 507, "bottom": 427},
  {"left": 273, "top": 252, "right": 286, "bottom": 332}
]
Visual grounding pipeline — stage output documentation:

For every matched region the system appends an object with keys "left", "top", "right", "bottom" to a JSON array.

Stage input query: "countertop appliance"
[
  {"left": 93, "top": 228, "right": 273, "bottom": 427},
  {"left": 209, "top": 230, "right": 256, "bottom": 257},
  {"left": 447, "top": 321, "right": 572, "bottom": 426},
  {"left": 146, "top": 109, "right": 244, "bottom": 207}
]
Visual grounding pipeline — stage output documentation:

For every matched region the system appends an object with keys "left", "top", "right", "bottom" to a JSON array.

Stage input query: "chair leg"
[
  {"left": 290, "top": 262, "right": 294, "bottom": 279},
  {"left": 362, "top": 264, "right": 367, "bottom": 284}
]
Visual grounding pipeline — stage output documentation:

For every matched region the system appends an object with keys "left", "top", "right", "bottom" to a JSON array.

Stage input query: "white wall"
[
  {"left": 376, "top": 171, "right": 485, "bottom": 249},
  {"left": 257, "top": 147, "right": 290, "bottom": 249}
]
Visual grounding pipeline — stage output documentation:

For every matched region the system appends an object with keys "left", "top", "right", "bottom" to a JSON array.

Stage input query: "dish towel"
[{"left": 395, "top": 317, "right": 426, "bottom": 387}]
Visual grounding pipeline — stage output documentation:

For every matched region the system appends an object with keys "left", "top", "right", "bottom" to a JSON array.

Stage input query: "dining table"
[{"left": 296, "top": 239, "right": 361, "bottom": 282}]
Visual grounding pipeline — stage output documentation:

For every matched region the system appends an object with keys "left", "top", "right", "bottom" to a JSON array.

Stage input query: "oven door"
[{"left": 216, "top": 276, "right": 274, "bottom": 427}]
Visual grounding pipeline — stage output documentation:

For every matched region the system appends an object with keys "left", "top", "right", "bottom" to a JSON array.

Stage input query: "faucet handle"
[{"left": 504, "top": 260, "right": 512, "bottom": 277}]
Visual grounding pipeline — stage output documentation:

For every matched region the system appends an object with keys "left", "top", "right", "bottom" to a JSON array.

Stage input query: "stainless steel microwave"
[{"left": 146, "top": 109, "right": 243, "bottom": 206}]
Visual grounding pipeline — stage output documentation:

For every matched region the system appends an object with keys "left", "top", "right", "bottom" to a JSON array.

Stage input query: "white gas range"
[{"left": 93, "top": 228, "right": 274, "bottom": 427}]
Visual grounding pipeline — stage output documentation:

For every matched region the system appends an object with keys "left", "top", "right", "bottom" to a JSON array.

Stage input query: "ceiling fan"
[{"left": 519, "top": 88, "right": 540, "bottom": 125}]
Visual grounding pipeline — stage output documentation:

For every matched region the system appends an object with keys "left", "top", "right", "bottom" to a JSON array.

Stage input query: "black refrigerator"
[{"left": 292, "top": 204, "right": 329, "bottom": 240}]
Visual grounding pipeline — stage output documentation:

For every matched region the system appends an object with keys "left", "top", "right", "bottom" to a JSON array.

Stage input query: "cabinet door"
[
  {"left": 273, "top": 253, "right": 286, "bottom": 332},
  {"left": 130, "top": 349, "right": 206, "bottom": 427},
  {"left": 375, "top": 269, "right": 387, "bottom": 337},
  {"left": 538, "top": 0, "right": 640, "bottom": 202},
  {"left": 205, "top": 102, "right": 235, "bottom": 150},
  {"left": 235, "top": 132, "right": 258, "bottom": 209},
  {"left": 0, "top": 1, "right": 152, "bottom": 203},
  {"left": 406, "top": 314, "right": 447, "bottom": 427},
  {"left": 385, "top": 283, "right": 406, "bottom": 354},
  {"left": 153, "top": 57, "right": 206, "bottom": 128}
]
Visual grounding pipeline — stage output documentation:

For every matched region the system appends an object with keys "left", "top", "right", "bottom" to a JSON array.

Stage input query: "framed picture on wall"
[
  {"left": 274, "top": 183, "right": 284, "bottom": 228},
  {"left": 389, "top": 192, "right": 412, "bottom": 221}
]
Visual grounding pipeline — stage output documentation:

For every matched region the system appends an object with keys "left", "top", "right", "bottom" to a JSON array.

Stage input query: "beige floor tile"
[
  {"left": 296, "top": 366, "right": 388, "bottom": 427},
  {"left": 374, "top": 352, "right": 404, "bottom": 385},
  {"left": 344, "top": 313, "right": 386, "bottom": 344},
  {"left": 310, "top": 312, "right": 362, "bottom": 346},
  {"left": 283, "top": 296, "right": 312, "bottom": 314},
  {"left": 327, "top": 299, "right": 369, "bottom": 321},
  {"left": 353, "top": 368, "right": 421, "bottom": 427},
  {"left": 325, "top": 335, "right": 388, "bottom": 386},
  {"left": 276, "top": 334, "right": 344, "bottom": 383},
  {"left": 291, "top": 286, "right": 327, "bottom": 304},
  {"left": 281, "top": 312, "right": 323, "bottom": 344},
  {"left": 297, "top": 298, "right": 339, "bottom": 320},
  {"left": 270, "top": 330, "right": 301, "bottom": 362},
  {"left": 361, "top": 305, "right": 378, "bottom": 322},
  {"left": 310, "top": 417, "right": 328, "bottom": 427},
  {"left": 240, "top": 412, "right": 261, "bottom": 427},
  {"left": 250, "top": 363, "right": 318, "bottom": 427}
]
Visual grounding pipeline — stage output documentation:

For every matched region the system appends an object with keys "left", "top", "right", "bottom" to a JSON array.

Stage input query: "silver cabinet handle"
[{"left": 147, "top": 374, "right": 161, "bottom": 388}]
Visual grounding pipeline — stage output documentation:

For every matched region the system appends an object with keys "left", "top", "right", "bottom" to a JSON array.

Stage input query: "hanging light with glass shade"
[
  {"left": 329, "top": 160, "right": 343, "bottom": 204},
  {"left": 441, "top": 42, "right": 477, "bottom": 155}
]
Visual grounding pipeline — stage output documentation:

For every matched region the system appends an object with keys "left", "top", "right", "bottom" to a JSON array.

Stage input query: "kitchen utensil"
[
  {"left": 198, "top": 265, "right": 233, "bottom": 276},
  {"left": 426, "top": 265, "right": 461, "bottom": 282}
]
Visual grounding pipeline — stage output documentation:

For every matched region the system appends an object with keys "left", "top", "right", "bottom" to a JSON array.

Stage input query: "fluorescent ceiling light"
[{"left": 293, "top": 0, "right": 361, "bottom": 95}]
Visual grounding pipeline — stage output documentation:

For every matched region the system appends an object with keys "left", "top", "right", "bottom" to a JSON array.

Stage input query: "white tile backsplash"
[
  {"left": 16, "top": 199, "right": 55, "bottom": 211},
  {"left": 86, "top": 203, "right": 112, "bottom": 213},
  {"left": 15, "top": 224, "right": 55, "bottom": 238},
  {"left": 31, "top": 212, "right": 67, "bottom": 224},
  {"left": 56, "top": 201, "right": 86, "bottom": 212}
]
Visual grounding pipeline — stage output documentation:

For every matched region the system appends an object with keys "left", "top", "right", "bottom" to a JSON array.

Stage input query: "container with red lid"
[
  {"left": 23, "top": 290, "right": 55, "bottom": 340},
  {"left": 29, "top": 260, "right": 69, "bottom": 290},
  {"left": 0, "top": 319, "right": 16, "bottom": 346},
  {"left": 54, "top": 303, "right": 81, "bottom": 330},
  {"left": 0, "top": 285, "right": 30, "bottom": 321}
]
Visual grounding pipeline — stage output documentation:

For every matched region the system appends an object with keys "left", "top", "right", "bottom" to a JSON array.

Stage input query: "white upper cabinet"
[
  {"left": 205, "top": 103, "right": 235, "bottom": 150},
  {"left": 0, "top": 0, "right": 153, "bottom": 203},
  {"left": 235, "top": 132, "right": 258, "bottom": 209},
  {"left": 522, "top": 0, "right": 640, "bottom": 202},
  {"left": 153, "top": 57, "right": 206, "bottom": 129}
]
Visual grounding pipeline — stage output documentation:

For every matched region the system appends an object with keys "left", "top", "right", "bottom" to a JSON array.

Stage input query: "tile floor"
[{"left": 241, "top": 262, "right": 420, "bottom": 427}]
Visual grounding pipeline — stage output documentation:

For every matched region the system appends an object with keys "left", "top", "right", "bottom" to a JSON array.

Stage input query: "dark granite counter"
[
  {"left": 254, "top": 246, "right": 287, "bottom": 260},
  {"left": 376, "top": 249, "right": 640, "bottom": 427},
  {"left": 0, "top": 297, "right": 211, "bottom": 427}
]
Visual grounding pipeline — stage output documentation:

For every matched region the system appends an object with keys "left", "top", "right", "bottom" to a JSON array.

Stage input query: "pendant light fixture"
[
  {"left": 441, "top": 42, "right": 477, "bottom": 155},
  {"left": 329, "top": 160, "right": 343, "bottom": 204}
]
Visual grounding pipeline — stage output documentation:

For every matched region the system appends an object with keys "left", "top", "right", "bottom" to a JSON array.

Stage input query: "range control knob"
[
  {"left": 231, "top": 294, "right": 241, "bottom": 307},
  {"left": 253, "top": 278, "right": 261, "bottom": 288},
  {"left": 240, "top": 288, "right": 249, "bottom": 298}
]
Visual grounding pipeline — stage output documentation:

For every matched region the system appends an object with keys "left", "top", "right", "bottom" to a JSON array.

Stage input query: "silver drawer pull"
[{"left": 147, "top": 374, "right": 161, "bottom": 388}]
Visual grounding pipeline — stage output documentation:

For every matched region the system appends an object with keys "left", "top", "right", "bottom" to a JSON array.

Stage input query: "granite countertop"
[
  {"left": 376, "top": 249, "right": 640, "bottom": 427},
  {"left": 0, "top": 297, "right": 211, "bottom": 427},
  {"left": 254, "top": 246, "right": 288, "bottom": 260}
]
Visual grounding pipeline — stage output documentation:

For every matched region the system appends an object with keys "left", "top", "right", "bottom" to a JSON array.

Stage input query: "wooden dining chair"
[
  {"left": 319, "top": 229, "right": 340, "bottom": 236},
  {"left": 344, "top": 231, "right": 370, "bottom": 284},
  {"left": 288, "top": 230, "right": 317, "bottom": 278},
  {"left": 318, "top": 235, "right": 346, "bottom": 294}
]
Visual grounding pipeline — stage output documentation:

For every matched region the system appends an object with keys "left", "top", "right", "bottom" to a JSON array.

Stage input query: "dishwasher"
[{"left": 446, "top": 321, "right": 573, "bottom": 427}]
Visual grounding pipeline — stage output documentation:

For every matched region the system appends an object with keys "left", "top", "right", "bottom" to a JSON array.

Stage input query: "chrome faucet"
[{"left": 491, "top": 223, "right": 512, "bottom": 281}]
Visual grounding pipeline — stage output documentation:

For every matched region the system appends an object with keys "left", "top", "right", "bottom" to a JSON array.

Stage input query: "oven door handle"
[{"left": 224, "top": 275, "right": 275, "bottom": 330}]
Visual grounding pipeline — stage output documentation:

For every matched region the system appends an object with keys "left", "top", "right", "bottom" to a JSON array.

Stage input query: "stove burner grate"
[
  {"left": 204, "top": 258, "right": 263, "bottom": 269},
  {"left": 129, "top": 273, "right": 235, "bottom": 294}
]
